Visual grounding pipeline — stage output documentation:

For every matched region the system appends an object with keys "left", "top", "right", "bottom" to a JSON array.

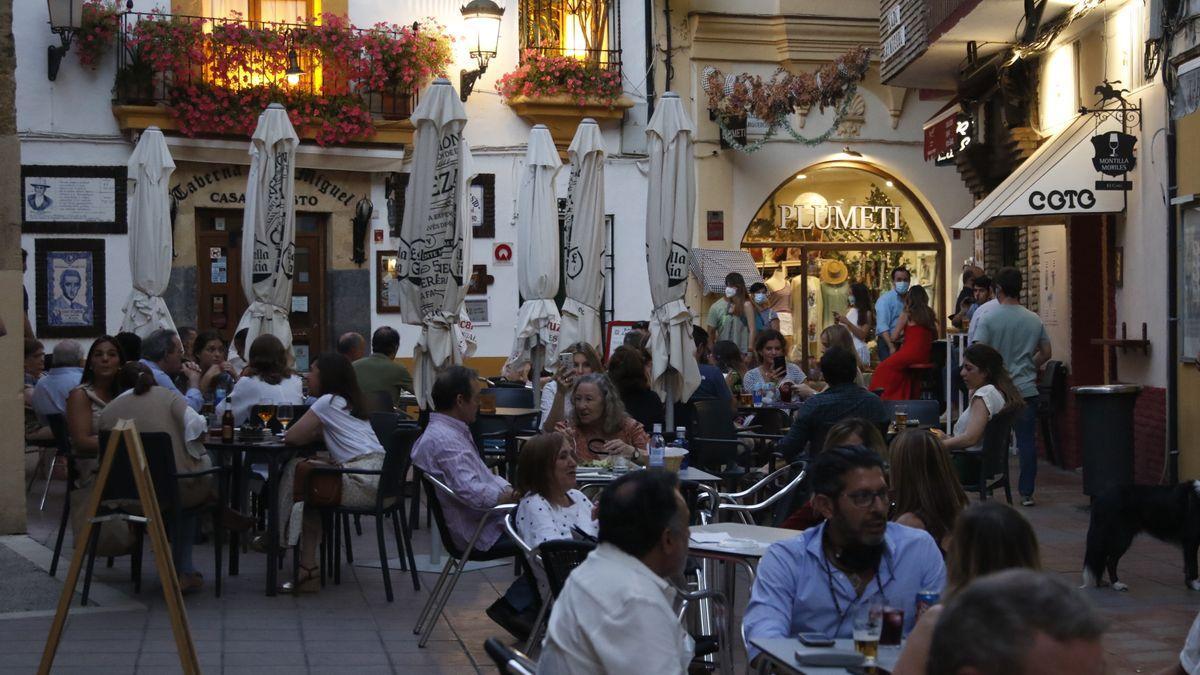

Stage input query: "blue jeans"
[
  {"left": 1016, "top": 396, "right": 1040, "bottom": 497},
  {"left": 876, "top": 337, "right": 893, "bottom": 361},
  {"left": 173, "top": 512, "right": 199, "bottom": 575}
]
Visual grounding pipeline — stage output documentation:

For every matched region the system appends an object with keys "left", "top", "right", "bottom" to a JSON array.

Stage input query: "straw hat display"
[{"left": 820, "top": 259, "right": 849, "bottom": 286}]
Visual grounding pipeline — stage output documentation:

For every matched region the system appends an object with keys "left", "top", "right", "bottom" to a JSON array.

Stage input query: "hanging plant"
[
  {"left": 496, "top": 47, "right": 624, "bottom": 107},
  {"left": 75, "top": 0, "right": 122, "bottom": 69},
  {"left": 702, "top": 46, "right": 872, "bottom": 153}
]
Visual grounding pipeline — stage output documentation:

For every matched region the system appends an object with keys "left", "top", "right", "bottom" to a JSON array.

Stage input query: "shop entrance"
[
  {"left": 740, "top": 161, "right": 946, "bottom": 367},
  {"left": 195, "top": 208, "right": 327, "bottom": 367}
]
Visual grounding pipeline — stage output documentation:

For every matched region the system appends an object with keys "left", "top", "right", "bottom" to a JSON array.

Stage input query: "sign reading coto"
[{"left": 776, "top": 204, "right": 903, "bottom": 231}]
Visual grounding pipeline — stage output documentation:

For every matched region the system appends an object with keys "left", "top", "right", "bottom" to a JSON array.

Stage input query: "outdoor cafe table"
[
  {"left": 749, "top": 637, "right": 902, "bottom": 674},
  {"left": 204, "top": 431, "right": 317, "bottom": 597},
  {"left": 574, "top": 466, "right": 722, "bottom": 484}
]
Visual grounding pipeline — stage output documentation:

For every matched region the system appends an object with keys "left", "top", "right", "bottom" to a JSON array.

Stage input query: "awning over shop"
[
  {"left": 163, "top": 136, "right": 406, "bottom": 172},
  {"left": 689, "top": 248, "right": 764, "bottom": 295},
  {"left": 952, "top": 112, "right": 1130, "bottom": 230}
]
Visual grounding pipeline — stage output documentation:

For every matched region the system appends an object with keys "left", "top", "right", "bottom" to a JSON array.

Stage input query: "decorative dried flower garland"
[{"left": 702, "top": 46, "right": 871, "bottom": 153}]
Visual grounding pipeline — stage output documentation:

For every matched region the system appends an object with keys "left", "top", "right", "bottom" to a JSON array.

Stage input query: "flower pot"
[{"left": 503, "top": 93, "right": 634, "bottom": 149}]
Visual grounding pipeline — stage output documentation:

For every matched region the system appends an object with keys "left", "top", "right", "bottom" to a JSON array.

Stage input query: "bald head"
[{"left": 337, "top": 332, "right": 366, "bottom": 362}]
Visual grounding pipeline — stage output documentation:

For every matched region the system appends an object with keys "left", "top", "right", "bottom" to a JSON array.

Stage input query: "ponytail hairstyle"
[
  {"left": 962, "top": 343, "right": 1026, "bottom": 415},
  {"left": 115, "top": 361, "right": 156, "bottom": 396}
]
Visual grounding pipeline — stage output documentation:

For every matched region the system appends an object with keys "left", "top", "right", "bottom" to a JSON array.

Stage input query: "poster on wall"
[
  {"left": 1040, "top": 249, "right": 1062, "bottom": 327},
  {"left": 1182, "top": 211, "right": 1200, "bottom": 361},
  {"left": 21, "top": 165, "right": 127, "bottom": 234},
  {"left": 35, "top": 238, "right": 106, "bottom": 338}
]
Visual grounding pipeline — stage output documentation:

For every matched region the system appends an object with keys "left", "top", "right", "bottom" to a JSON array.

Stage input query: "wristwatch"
[{"left": 631, "top": 447, "right": 642, "bottom": 462}]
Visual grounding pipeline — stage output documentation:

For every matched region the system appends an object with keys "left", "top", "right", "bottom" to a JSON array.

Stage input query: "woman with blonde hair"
[
  {"left": 893, "top": 501, "right": 1040, "bottom": 674},
  {"left": 541, "top": 342, "right": 604, "bottom": 431},
  {"left": 554, "top": 373, "right": 649, "bottom": 463},
  {"left": 514, "top": 432, "right": 598, "bottom": 549},
  {"left": 888, "top": 429, "right": 969, "bottom": 554}
]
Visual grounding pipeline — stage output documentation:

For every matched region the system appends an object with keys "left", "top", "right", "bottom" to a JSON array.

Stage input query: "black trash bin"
[{"left": 1071, "top": 384, "right": 1142, "bottom": 497}]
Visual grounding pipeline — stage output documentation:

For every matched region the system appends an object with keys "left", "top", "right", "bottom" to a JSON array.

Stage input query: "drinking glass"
[
  {"left": 893, "top": 405, "right": 908, "bottom": 429},
  {"left": 853, "top": 606, "right": 882, "bottom": 661},
  {"left": 257, "top": 403, "right": 276, "bottom": 430},
  {"left": 276, "top": 403, "right": 294, "bottom": 432}
]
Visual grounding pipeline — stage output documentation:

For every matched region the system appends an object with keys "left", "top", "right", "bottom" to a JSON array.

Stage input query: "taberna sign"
[{"left": 1091, "top": 131, "right": 1137, "bottom": 176}]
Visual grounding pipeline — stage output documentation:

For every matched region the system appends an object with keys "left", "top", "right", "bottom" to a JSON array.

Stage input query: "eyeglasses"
[{"left": 842, "top": 489, "right": 890, "bottom": 508}]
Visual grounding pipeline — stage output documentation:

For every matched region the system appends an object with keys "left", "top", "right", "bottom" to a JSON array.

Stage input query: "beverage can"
[{"left": 915, "top": 590, "right": 939, "bottom": 618}]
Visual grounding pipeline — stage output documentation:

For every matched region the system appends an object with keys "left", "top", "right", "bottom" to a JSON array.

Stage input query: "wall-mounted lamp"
[
  {"left": 285, "top": 47, "right": 304, "bottom": 86},
  {"left": 459, "top": 0, "right": 504, "bottom": 102},
  {"left": 352, "top": 196, "right": 373, "bottom": 266},
  {"left": 46, "top": 0, "right": 84, "bottom": 81},
  {"left": 841, "top": 146, "right": 863, "bottom": 158}
]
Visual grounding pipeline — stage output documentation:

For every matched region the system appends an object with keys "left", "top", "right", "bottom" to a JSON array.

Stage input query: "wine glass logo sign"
[{"left": 1090, "top": 131, "right": 1137, "bottom": 177}]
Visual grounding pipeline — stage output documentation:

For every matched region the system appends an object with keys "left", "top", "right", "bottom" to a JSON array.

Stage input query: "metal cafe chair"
[
  {"left": 413, "top": 474, "right": 517, "bottom": 647},
  {"left": 484, "top": 637, "right": 537, "bottom": 675}
]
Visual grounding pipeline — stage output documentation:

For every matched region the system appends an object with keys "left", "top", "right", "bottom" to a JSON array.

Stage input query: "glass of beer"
[
  {"left": 276, "top": 403, "right": 294, "bottom": 433},
  {"left": 853, "top": 607, "right": 882, "bottom": 661},
  {"left": 257, "top": 403, "right": 276, "bottom": 431},
  {"left": 893, "top": 404, "right": 908, "bottom": 429}
]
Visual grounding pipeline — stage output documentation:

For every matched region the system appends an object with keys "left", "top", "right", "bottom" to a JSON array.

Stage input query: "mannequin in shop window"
[
  {"left": 706, "top": 272, "right": 755, "bottom": 353},
  {"left": 818, "top": 260, "right": 852, "bottom": 336},
  {"left": 869, "top": 285, "right": 938, "bottom": 400},
  {"left": 836, "top": 282, "right": 875, "bottom": 367}
]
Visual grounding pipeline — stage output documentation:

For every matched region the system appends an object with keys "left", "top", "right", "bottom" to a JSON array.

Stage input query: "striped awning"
[{"left": 689, "top": 248, "right": 765, "bottom": 295}]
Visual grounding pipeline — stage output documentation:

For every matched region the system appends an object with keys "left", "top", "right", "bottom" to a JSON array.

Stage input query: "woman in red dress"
[{"left": 870, "top": 285, "right": 938, "bottom": 400}]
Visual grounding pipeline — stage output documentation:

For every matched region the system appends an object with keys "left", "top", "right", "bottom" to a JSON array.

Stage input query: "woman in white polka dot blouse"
[{"left": 514, "top": 432, "right": 598, "bottom": 549}]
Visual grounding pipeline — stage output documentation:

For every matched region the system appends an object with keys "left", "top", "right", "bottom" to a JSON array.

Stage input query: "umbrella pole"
[
  {"left": 531, "top": 344, "right": 545, "bottom": 413},
  {"left": 664, "top": 373, "right": 676, "bottom": 431}
]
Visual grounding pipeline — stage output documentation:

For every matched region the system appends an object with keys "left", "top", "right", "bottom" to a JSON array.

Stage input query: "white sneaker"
[{"left": 1021, "top": 496, "right": 1035, "bottom": 507}]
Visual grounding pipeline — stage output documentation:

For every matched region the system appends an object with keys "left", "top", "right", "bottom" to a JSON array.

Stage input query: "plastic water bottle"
[
  {"left": 648, "top": 423, "right": 666, "bottom": 468},
  {"left": 674, "top": 426, "right": 689, "bottom": 470},
  {"left": 751, "top": 383, "right": 763, "bottom": 406}
]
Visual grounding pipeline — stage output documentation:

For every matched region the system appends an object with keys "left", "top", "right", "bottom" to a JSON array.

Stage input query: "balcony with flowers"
[
  {"left": 498, "top": 0, "right": 632, "bottom": 147},
  {"left": 89, "top": 5, "right": 453, "bottom": 146}
]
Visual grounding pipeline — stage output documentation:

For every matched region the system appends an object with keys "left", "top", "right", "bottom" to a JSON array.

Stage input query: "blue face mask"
[
  {"left": 847, "top": 296, "right": 855, "bottom": 306},
  {"left": 895, "top": 281, "right": 910, "bottom": 294}
]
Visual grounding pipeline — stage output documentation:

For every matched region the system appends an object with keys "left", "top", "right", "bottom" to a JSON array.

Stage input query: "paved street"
[{"left": 1, "top": 459, "right": 1195, "bottom": 674}]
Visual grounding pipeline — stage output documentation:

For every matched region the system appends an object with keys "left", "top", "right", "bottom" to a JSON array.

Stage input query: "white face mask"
[
  {"left": 753, "top": 292, "right": 768, "bottom": 304},
  {"left": 725, "top": 287, "right": 738, "bottom": 298}
]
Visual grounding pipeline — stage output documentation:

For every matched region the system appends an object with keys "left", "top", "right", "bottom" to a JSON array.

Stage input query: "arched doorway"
[{"left": 741, "top": 161, "right": 947, "bottom": 366}]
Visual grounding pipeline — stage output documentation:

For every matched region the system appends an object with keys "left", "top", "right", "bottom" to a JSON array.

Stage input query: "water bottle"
[
  {"left": 751, "top": 382, "right": 763, "bottom": 406},
  {"left": 674, "top": 426, "right": 689, "bottom": 470},
  {"left": 648, "top": 423, "right": 665, "bottom": 468}
]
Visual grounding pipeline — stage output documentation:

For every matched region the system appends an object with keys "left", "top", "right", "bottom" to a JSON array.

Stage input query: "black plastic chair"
[
  {"left": 482, "top": 386, "right": 535, "bottom": 409},
  {"left": 305, "top": 426, "right": 421, "bottom": 602},
  {"left": 474, "top": 411, "right": 540, "bottom": 481},
  {"left": 952, "top": 408, "right": 1017, "bottom": 504},
  {"left": 484, "top": 637, "right": 537, "bottom": 674},
  {"left": 86, "top": 430, "right": 226, "bottom": 604},
  {"left": 689, "top": 400, "right": 748, "bottom": 483},
  {"left": 538, "top": 539, "right": 595, "bottom": 597},
  {"left": 46, "top": 413, "right": 76, "bottom": 577},
  {"left": 1037, "top": 360, "right": 1069, "bottom": 466}
]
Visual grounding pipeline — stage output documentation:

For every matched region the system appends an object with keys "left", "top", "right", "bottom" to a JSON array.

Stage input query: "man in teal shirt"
[
  {"left": 874, "top": 266, "right": 911, "bottom": 360},
  {"left": 352, "top": 326, "right": 414, "bottom": 409},
  {"left": 974, "top": 267, "right": 1051, "bottom": 506}
]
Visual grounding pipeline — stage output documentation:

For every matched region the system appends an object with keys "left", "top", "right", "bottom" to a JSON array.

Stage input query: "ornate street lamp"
[
  {"left": 285, "top": 48, "right": 304, "bottom": 86},
  {"left": 459, "top": 0, "right": 504, "bottom": 102},
  {"left": 46, "top": 0, "right": 85, "bottom": 81}
]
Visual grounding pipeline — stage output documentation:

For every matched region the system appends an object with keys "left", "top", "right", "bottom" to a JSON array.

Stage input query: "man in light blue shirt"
[
  {"left": 743, "top": 445, "right": 945, "bottom": 663},
  {"left": 140, "top": 328, "right": 204, "bottom": 412},
  {"left": 31, "top": 340, "right": 84, "bottom": 421},
  {"left": 874, "top": 266, "right": 911, "bottom": 361}
]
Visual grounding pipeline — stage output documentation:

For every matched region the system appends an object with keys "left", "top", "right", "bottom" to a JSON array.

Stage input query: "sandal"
[{"left": 280, "top": 565, "right": 320, "bottom": 594}]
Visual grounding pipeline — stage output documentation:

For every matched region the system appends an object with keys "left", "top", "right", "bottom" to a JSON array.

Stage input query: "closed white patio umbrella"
[
  {"left": 236, "top": 103, "right": 298, "bottom": 353},
  {"left": 558, "top": 119, "right": 607, "bottom": 352},
  {"left": 120, "top": 126, "right": 177, "bottom": 337},
  {"left": 645, "top": 92, "right": 700, "bottom": 428},
  {"left": 506, "top": 124, "right": 562, "bottom": 408},
  {"left": 397, "top": 78, "right": 476, "bottom": 409}
]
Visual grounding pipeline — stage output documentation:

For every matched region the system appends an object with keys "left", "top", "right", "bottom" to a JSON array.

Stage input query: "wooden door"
[{"left": 290, "top": 213, "right": 327, "bottom": 370}]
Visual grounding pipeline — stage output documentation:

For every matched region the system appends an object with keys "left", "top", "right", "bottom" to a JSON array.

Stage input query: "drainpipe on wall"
[
  {"left": 645, "top": 0, "right": 657, "bottom": 120},
  {"left": 1167, "top": 112, "right": 1180, "bottom": 484}
]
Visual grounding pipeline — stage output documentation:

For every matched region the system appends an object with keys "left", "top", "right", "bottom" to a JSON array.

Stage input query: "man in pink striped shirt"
[{"left": 412, "top": 366, "right": 537, "bottom": 639}]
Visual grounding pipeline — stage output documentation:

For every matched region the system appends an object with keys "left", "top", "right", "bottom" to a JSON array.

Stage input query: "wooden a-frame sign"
[{"left": 39, "top": 420, "right": 200, "bottom": 674}]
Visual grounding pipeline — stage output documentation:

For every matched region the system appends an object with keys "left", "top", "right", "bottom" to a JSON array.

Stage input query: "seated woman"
[
  {"left": 192, "top": 330, "right": 238, "bottom": 404},
  {"left": 937, "top": 343, "right": 1025, "bottom": 453},
  {"left": 892, "top": 501, "right": 1041, "bottom": 675},
  {"left": 514, "top": 432, "right": 598, "bottom": 549},
  {"left": 220, "top": 334, "right": 305, "bottom": 425},
  {"left": 541, "top": 342, "right": 603, "bottom": 432},
  {"left": 281, "top": 353, "right": 385, "bottom": 593},
  {"left": 713, "top": 339, "right": 748, "bottom": 397},
  {"left": 65, "top": 336, "right": 126, "bottom": 556},
  {"left": 888, "top": 429, "right": 969, "bottom": 555},
  {"left": 740, "top": 329, "right": 817, "bottom": 399},
  {"left": 555, "top": 373, "right": 650, "bottom": 463},
  {"left": 608, "top": 345, "right": 664, "bottom": 432},
  {"left": 99, "top": 362, "right": 217, "bottom": 594},
  {"left": 869, "top": 285, "right": 938, "bottom": 400},
  {"left": 820, "top": 325, "right": 867, "bottom": 388}
]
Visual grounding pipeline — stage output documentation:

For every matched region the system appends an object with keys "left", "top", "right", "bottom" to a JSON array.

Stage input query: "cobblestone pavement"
[{"left": 1, "top": 459, "right": 1195, "bottom": 674}]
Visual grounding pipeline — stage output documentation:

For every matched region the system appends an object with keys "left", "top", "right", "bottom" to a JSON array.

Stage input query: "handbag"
[{"left": 293, "top": 457, "right": 343, "bottom": 507}]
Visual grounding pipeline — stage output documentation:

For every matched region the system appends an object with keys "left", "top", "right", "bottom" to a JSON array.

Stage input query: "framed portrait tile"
[
  {"left": 35, "top": 238, "right": 107, "bottom": 338},
  {"left": 21, "top": 165, "right": 127, "bottom": 234}
]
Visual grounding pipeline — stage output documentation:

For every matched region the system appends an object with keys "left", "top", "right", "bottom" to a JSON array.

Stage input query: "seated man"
[
  {"left": 776, "top": 347, "right": 888, "bottom": 461},
  {"left": 353, "top": 326, "right": 414, "bottom": 408},
  {"left": 410, "top": 366, "right": 536, "bottom": 639},
  {"left": 743, "top": 445, "right": 945, "bottom": 662},
  {"left": 140, "top": 329, "right": 203, "bottom": 412},
  {"left": 927, "top": 569, "right": 1106, "bottom": 675},
  {"left": 31, "top": 339, "right": 84, "bottom": 420},
  {"left": 539, "top": 469, "right": 694, "bottom": 674}
]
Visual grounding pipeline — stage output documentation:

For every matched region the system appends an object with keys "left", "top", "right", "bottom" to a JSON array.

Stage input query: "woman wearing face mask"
[
  {"left": 705, "top": 272, "right": 755, "bottom": 353},
  {"left": 749, "top": 282, "right": 780, "bottom": 339},
  {"left": 869, "top": 285, "right": 939, "bottom": 400},
  {"left": 835, "top": 282, "right": 874, "bottom": 366}
]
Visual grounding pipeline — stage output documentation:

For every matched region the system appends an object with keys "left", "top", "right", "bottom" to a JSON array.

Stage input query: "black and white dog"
[{"left": 1082, "top": 480, "right": 1200, "bottom": 591}]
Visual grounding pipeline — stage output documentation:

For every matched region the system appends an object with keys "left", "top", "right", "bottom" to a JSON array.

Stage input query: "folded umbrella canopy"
[
  {"left": 558, "top": 119, "right": 607, "bottom": 352},
  {"left": 645, "top": 93, "right": 701, "bottom": 427},
  {"left": 120, "top": 126, "right": 177, "bottom": 337},
  {"left": 506, "top": 124, "right": 562, "bottom": 407},
  {"left": 237, "top": 103, "right": 298, "bottom": 353},
  {"left": 397, "top": 78, "right": 476, "bottom": 409}
]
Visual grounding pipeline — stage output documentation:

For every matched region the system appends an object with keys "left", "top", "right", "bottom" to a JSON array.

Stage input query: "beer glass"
[{"left": 853, "top": 607, "right": 882, "bottom": 661}]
